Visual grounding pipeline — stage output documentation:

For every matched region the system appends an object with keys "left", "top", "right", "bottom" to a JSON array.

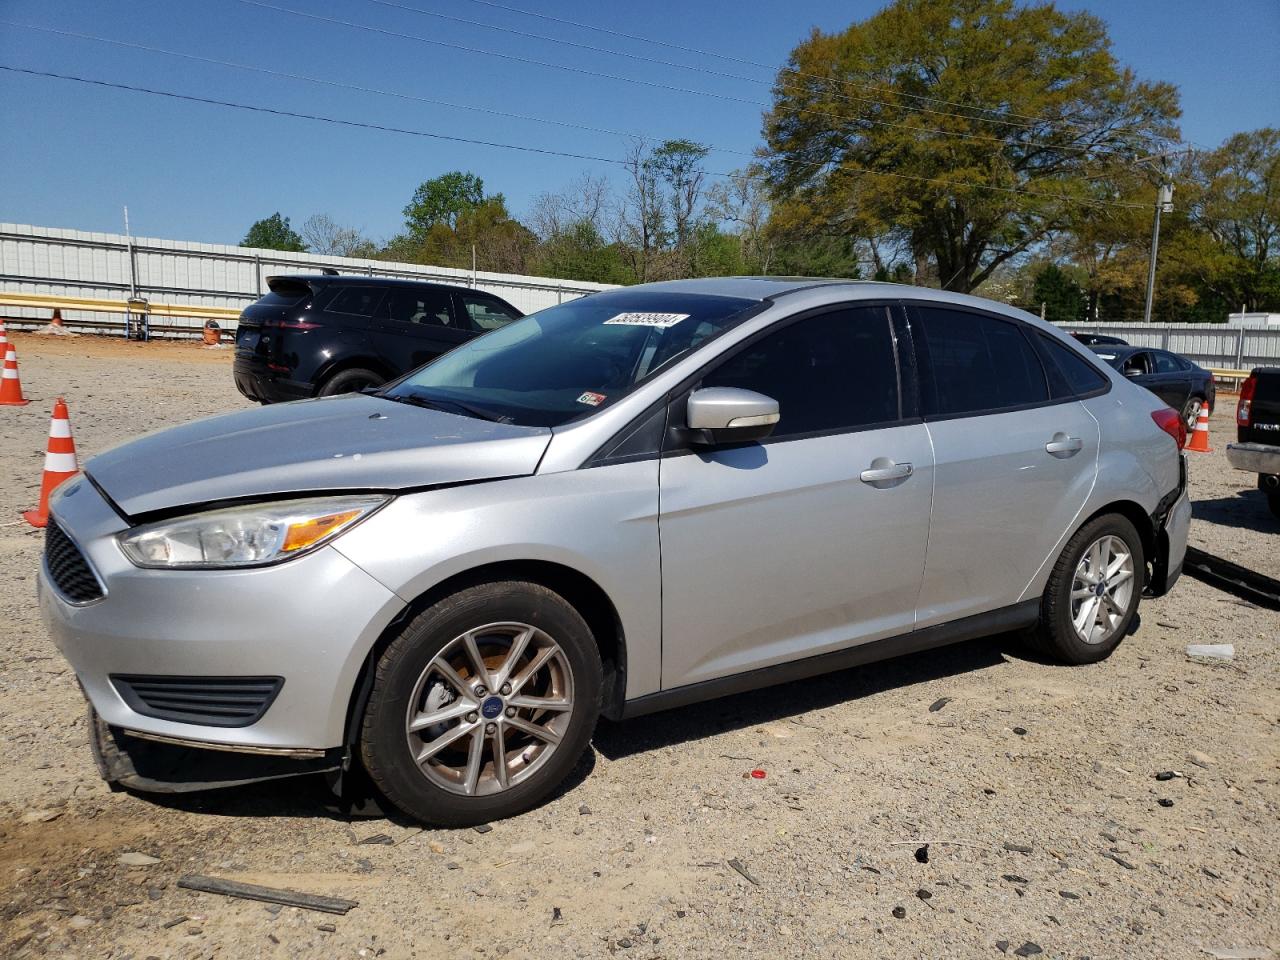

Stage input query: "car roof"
[
  {"left": 1089, "top": 344, "right": 1136, "bottom": 357},
  {"left": 267, "top": 274, "right": 500, "bottom": 296}
]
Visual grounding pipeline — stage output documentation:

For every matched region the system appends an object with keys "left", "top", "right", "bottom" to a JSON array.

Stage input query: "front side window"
[
  {"left": 1121, "top": 352, "right": 1151, "bottom": 377},
  {"left": 701, "top": 306, "right": 901, "bottom": 438},
  {"left": 459, "top": 292, "right": 521, "bottom": 331},
  {"left": 913, "top": 306, "right": 1049, "bottom": 417},
  {"left": 326, "top": 286, "right": 386, "bottom": 317},
  {"left": 385, "top": 289, "right": 757, "bottom": 427},
  {"left": 386, "top": 287, "right": 455, "bottom": 327}
]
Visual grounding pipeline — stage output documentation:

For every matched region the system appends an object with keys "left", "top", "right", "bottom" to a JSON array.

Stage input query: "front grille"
[
  {"left": 45, "top": 521, "right": 104, "bottom": 603},
  {"left": 111, "top": 676, "right": 284, "bottom": 727}
]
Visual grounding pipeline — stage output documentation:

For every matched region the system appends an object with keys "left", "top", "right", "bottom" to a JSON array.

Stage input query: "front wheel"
[
  {"left": 359, "top": 582, "right": 602, "bottom": 826},
  {"left": 1030, "top": 514, "right": 1145, "bottom": 664}
]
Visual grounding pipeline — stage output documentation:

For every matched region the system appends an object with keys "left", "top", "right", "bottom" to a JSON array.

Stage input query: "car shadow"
[
  {"left": 1193, "top": 490, "right": 1280, "bottom": 532},
  {"left": 593, "top": 631, "right": 1026, "bottom": 761}
]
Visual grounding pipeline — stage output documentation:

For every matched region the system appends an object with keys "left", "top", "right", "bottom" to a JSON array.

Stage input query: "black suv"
[{"left": 233, "top": 275, "right": 523, "bottom": 403}]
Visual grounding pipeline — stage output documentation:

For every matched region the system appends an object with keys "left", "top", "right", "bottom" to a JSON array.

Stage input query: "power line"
[
  {"left": 451, "top": 0, "right": 1158, "bottom": 136},
  {"left": 238, "top": 0, "right": 1165, "bottom": 163},
  {"left": 3, "top": 21, "right": 753, "bottom": 155},
  {"left": 0, "top": 64, "right": 1152, "bottom": 212}
]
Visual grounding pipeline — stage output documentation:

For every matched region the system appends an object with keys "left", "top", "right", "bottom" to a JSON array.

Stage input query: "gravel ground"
[{"left": 1, "top": 333, "right": 1276, "bottom": 960}]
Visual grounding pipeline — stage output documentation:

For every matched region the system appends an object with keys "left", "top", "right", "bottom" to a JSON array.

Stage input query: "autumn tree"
[{"left": 761, "top": 0, "right": 1181, "bottom": 292}]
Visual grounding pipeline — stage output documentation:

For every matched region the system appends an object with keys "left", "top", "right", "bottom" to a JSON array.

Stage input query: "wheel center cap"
[
  {"left": 480, "top": 695, "right": 504, "bottom": 720},
  {"left": 1095, "top": 582, "right": 1107, "bottom": 597}
]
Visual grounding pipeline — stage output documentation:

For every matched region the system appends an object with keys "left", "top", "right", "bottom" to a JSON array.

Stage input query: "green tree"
[
  {"left": 761, "top": 0, "right": 1181, "bottom": 293},
  {"left": 241, "top": 212, "right": 306, "bottom": 252},
  {"left": 403, "top": 171, "right": 489, "bottom": 240},
  {"left": 1030, "top": 263, "right": 1085, "bottom": 325}
]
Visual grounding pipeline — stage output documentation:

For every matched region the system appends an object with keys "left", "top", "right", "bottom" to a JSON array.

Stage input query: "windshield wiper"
[{"left": 385, "top": 391, "right": 509, "bottom": 423}]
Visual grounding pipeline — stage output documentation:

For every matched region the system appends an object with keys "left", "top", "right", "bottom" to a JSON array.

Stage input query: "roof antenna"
[{"left": 321, "top": 267, "right": 340, "bottom": 276}]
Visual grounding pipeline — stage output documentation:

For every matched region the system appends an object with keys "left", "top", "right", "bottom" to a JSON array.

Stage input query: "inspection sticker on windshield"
[
  {"left": 576, "top": 391, "right": 607, "bottom": 407},
  {"left": 603, "top": 312, "right": 690, "bottom": 328}
]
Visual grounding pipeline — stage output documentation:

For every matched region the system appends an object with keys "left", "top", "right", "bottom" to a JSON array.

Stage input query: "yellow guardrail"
[
  {"left": 1208, "top": 367, "right": 1252, "bottom": 385},
  {"left": 0, "top": 292, "right": 242, "bottom": 321}
]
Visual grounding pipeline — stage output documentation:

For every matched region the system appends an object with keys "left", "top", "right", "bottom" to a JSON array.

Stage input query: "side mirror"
[{"left": 685, "top": 387, "right": 780, "bottom": 446}]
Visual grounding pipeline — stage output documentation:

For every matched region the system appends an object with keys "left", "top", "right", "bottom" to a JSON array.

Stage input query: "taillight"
[
  {"left": 1150, "top": 407, "right": 1186, "bottom": 450},
  {"left": 1237, "top": 375, "right": 1255, "bottom": 427},
  {"left": 262, "top": 318, "right": 321, "bottom": 331}
]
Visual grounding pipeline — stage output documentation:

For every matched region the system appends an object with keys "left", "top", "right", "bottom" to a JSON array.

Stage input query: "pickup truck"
[{"left": 1227, "top": 367, "right": 1280, "bottom": 519}]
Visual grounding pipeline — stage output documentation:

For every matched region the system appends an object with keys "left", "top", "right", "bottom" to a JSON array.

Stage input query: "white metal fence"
[
  {"left": 1058, "top": 322, "right": 1280, "bottom": 371},
  {"left": 0, "top": 222, "right": 616, "bottom": 332}
]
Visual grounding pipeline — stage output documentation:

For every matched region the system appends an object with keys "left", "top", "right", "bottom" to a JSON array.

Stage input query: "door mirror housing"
[{"left": 685, "top": 387, "right": 780, "bottom": 446}]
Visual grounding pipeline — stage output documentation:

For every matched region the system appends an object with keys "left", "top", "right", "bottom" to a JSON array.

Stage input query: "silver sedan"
[{"left": 39, "top": 278, "right": 1191, "bottom": 825}]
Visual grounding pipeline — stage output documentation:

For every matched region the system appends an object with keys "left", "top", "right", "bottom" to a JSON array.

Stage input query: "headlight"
[{"left": 117, "top": 495, "right": 390, "bottom": 569}]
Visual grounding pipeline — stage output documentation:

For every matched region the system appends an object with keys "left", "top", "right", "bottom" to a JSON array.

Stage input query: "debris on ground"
[
  {"left": 1186, "top": 644, "right": 1234, "bottom": 660},
  {"left": 177, "top": 875, "right": 358, "bottom": 915},
  {"left": 727, "top": 858, "right": 760, "bottom": 886},
  {"left": 928, "top": 697, "right": 952, "bottom": 713}
]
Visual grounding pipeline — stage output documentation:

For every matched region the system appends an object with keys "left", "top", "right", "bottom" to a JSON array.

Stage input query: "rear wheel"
[
  {"left": 1181, "top": 395, "right": 1205, "bottom": 431},
  {"left": 319, "top": 368, "right": 384, "bottom": 396},
  {"left": 359, "top": 582, "right": 602, "bottom": 826},
  {"left": 1030, "top": 514, "right": 1144, "bottom": 664}
]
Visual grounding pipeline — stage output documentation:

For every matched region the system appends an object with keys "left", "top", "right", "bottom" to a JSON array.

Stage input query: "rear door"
[
  {"left": 377, "top": 286, "right": 469, "bottom": 373},
  {"left": 658, "top": 303, "right": 934, "bottom": 689},
  {"left": 907, "top": 303, "right": 1099, "bottom": 626},
  {"left": 1148, "top": 350, "right": 1192, "bottom": 409}
]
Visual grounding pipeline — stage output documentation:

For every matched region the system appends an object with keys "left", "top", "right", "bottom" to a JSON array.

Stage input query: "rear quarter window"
[
  {"left": 326, "top": 286, "right": 387, "bottom": 317},
  {"left": 1038, "top": 334, "right": 1111, "bottom": 397}
]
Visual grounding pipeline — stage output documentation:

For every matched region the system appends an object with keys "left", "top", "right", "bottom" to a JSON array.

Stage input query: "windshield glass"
[{"left": 383, "top": 289, "right": 758, "bottom": 427}]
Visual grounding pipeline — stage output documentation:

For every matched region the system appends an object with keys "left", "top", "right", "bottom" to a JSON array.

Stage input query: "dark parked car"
[
  {"left": 1071, "top": 332, "right": 1129, "bottom": 346},
  {"left": 233, "top": 275, "right": 523, "bottom": 403},
  {"left": 1090, "top": 345, "right": 1216, "bottom": 428}
]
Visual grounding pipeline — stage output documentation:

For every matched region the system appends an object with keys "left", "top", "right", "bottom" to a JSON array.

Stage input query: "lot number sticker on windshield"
[
  {"left": 577, "top": 391, "right": 607, "bottom": 407},
  {"left": 603, "top": 312, "right": 690, "bottom": 328}
]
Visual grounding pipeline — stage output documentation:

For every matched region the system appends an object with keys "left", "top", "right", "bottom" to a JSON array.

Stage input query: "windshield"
[{"left": 383, "top": 289, "right": 759, "bottom": 427}]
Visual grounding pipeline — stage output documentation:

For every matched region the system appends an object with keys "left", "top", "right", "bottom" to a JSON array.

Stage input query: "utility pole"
[{"left": 1134, "top": 148, "right": 1188, "bottom": 324}]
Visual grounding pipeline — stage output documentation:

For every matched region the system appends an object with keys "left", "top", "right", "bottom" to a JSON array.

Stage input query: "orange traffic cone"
[
  {"left": 0, "top": 344, "right": 30, "bottom": 406},
  {"left": 1186, "top": 399, "right": 1212, "bottom": 453},
  {"left": 23, "top": 398, "right": 80, "bottom": 528},
  {"left": 50, "top": 308, "right": 64, "bottom": 328}
]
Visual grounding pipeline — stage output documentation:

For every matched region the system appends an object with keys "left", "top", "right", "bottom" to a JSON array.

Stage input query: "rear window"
[
  {"left": 1038, "top": 334, "right": 1110, "bottom": 396},
  {"left": 914, "top": 306, "right": 1049, "bottom": 416},
  {"left": 257, "top": 279, "right": 311, "bottom": 306},
  {"left": 326, "top": 286, "right": 387, "bottom": 317}
]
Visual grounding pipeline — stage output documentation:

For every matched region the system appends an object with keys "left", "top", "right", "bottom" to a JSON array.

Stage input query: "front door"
[
  {"left": 658, "top": 304, "right": 933, "bottom": 690},
  {"left": 377, "top": 286, "right": 469, "bottom": 372},
  {"left": 907, "top": 303, "right": 1099, "bottom": 626}
]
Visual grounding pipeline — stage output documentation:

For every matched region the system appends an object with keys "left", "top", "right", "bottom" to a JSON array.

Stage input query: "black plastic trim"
[
  {"left": 111, "top": 675, "right": 284, "bottom": 728},
  {"left": 620, "top": 599, "right": 1040, "bottom": 719}
]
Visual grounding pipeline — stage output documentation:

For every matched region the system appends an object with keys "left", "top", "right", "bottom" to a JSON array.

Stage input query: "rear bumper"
[
  {"left": 232, "top": 358, "right": 314, "bottom": 404},
  {"left": 1149, "top": 455, "right": 1190, "bottom": 597},
  {"left": 1226, "top": 441, "right": 1280, "bottom": 476}
]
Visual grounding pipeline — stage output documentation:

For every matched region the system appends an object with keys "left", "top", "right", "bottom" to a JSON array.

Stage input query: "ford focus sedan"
[{"left": 39, "top": 278, "right": 1191, "bottom": 826}]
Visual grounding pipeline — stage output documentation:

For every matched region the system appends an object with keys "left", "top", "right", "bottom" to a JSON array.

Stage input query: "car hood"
[{"left": 85, "top": 393, "right": 552, "bottom": 517}]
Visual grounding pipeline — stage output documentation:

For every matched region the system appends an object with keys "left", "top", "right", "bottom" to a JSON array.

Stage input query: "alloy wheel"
[
  {"left": 1069, "top": 535, "right": 1135, "bottom": 645},
  {"left": 404, "top": 622, "right": 574, "bottom": 797},
  {"left": 1183, "top": 397, "right": 1203, "bottom": 431}
]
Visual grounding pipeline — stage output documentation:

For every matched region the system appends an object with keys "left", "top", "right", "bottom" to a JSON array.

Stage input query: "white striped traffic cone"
[
  {"left": 0, "top": 343, "right": 29, "bottom": 406},
  {"left": 1186, "top": 399, "right": 1212, "bottom": 453},
  {"left": 23, "top": 397, "right": 79, "bottom": 527}
]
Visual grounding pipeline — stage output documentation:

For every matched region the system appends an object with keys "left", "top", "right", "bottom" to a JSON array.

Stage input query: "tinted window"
[
  {"left": 1121, "top": 352, "right": 1150, "bottom": 376},
  {"left": 459, "top": 292, "right": 521, "bottom": 331},
  {"left": 914, "top": 307, "right": 1048, "bottom": 416},
  {"left": 386, "top": 287, "right": 455, "bottom": 327},
  {"left": 702, "top": 306, "right": 900, "bottom": 437},
  {"left": 1153, "top": 351, "right": 1182, "bottom": 374},
  {"left": 1038, "top": 334, "right": 1110, "bottom": 396},
  {"left": 326, "top": 286, "right": 386, "bottom": 317}
]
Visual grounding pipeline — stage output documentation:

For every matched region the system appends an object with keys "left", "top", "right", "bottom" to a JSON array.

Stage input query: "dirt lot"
[{"left": 1, "top": 333, "right": 1276, "bottom": 960}]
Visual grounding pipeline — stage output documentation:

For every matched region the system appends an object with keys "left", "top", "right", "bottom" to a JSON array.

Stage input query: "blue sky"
[{"left": 1, "top": 0, "right": 1277, "bottom": 245}]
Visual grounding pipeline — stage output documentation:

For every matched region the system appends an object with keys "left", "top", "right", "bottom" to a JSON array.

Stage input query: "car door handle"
[
  {"left": 1045, "top": 434, "right": 1084, "bottom": 458},
  {"left": 860, "top": 459, "right": 913, "bottom": 484}
]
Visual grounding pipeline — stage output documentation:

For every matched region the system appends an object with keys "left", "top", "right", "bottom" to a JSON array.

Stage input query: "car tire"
[
  {"left": 319, "top": 368, "right": 384, "bottom": 396},
  {"left": 1180, "top": 395, "right": 1205, "bottom": 430},
  {"left": 1029, "top": 513, "right": 1145, "bottom": 665},
  {"left": 359, "top": 581, "right": 602, "bottom": 827}
]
